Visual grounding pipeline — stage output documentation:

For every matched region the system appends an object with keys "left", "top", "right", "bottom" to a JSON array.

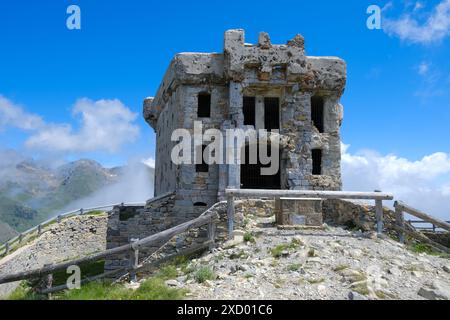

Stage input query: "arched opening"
[
  {"left": 240, "top": 142, "right": 281, "bottom": 189},
  {"left": 193, "top": 202, "right": 207, "bottom": 207}
]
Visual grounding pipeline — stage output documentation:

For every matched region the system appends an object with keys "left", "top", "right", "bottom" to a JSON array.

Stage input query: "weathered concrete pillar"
[{"left": 218, "top": 121, "right": 231, "bottom": 200}]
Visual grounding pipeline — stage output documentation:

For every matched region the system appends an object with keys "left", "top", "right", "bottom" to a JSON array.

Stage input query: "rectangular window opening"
[
  {"left": 312, "top": 149, "right": 322, "bottom": 175},
  {"left": 311, "top": 96, "right": 324, "bottom": 133},
  {"left": 197, "top": 93, "right": 211, "bottom": 118},
  {"left": 243, "top": 96, "right": 255, "bottom": 126},
  {"left": 264, "top": 97, "right": 280, "bottom": 131}
]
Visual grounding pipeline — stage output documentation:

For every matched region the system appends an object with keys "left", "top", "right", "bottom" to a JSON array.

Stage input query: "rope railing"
[{"left": 0, "top": 201, "right": 146, "bottom": 256}]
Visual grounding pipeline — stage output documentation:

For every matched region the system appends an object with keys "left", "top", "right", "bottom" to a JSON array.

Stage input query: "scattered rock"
[
  {"left": 418, "top": 281, "right": 450, "bottom": 300},
  {"left": 348, "top": 291, "right": 368, "bottom": 300}
]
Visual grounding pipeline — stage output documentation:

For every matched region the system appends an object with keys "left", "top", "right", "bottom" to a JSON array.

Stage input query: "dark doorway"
[
  {"left": 240, "top": 143, "right": 281, "bottom": 189},
  {"left": 264, "top": 97, "right": 280, "bottom": 131}
]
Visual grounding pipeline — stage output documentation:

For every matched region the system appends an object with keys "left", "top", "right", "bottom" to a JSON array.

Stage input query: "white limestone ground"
[{"left": 169, "top": 216, "right": 450, "bottom": 300}]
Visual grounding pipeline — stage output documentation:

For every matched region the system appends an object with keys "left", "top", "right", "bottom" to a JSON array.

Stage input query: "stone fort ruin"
[
  {"left": 144, "top": 29, "right": 345, "bottom": 209},
  {"left": 105, "top": 29, "right": 346, "bottom": 270}
]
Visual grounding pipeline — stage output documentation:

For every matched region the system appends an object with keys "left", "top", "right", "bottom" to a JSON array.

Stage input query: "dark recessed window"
[
  {"left": 196, "top": 144, "right": 209, "bottom": 173},
  {"left": 193, "top": 202, "right": 207, "bottom": 207},
  {"left": 264, "top": 97, "right": 280, "bottom": 131},
  {"left": 197, "top": 93, "right": 211, "bottom": 118},
  {"left": 311, "top": 96, "right": 324, "bottom": 133},
  {"left": 243, "top": 96, "right": 255, "bottom": 126},
  {"left": 312, "top": 149, "right": 322, "bottom": 175}
]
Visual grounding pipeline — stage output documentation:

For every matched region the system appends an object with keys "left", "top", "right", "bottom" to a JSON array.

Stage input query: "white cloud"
[
  {"left": 0, "top": 95, "right": 140, "bottom": 154},
  {"left": 0, "top": 95, "right": 45, "bottom": 131},
  {"left": 142, "top": 157, "right": 155, "bottom": 168},
  {"left": 342, "top": 143, "right": 450, "bottom": 220},
  {"left": 383, "top": 0, "right": 450, "bottom": 44},
  {"left": 417, "top": 61, "right": 430, "bottom": 75}
]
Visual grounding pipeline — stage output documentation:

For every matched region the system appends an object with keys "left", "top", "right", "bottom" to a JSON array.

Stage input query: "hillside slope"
[
  {"left": 0, "top": 223, "right": 18, "bottom": 243},
  {"left": 174, "top": 216, "right": 450, "bottom": 300}
]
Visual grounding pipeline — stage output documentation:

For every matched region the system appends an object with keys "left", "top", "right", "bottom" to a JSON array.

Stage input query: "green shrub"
[
  {"left": 194, "top": 267, "right": 215, "bottom": 283},
  {"left": 287, "top": 263, "right": 302, "bottom": 272},
  {"left": 243, "top": 232, "right": 255, "bottom": 243}
]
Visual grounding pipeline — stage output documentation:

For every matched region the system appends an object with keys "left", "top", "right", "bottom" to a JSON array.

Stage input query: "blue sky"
[{"left": 1, "top": 1, "right": 450, "bottom": 216}]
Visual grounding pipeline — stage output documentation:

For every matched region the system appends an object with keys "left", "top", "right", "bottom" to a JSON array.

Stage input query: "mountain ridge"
[{"left": 0, "top": 154, "right": 154, "bottom": 235}]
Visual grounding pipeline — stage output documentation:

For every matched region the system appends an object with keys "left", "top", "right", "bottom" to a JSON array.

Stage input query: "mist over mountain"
[{"left": 0, "top": 149, "right": 154, "bottom": 236}]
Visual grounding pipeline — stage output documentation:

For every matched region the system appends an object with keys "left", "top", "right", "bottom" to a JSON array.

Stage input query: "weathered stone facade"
[
  {"left": 144, "top": 29, "right": 346, "bottom": 209},
  {"left": 105, "top": 29, "right": 347, "bottom": 271}
]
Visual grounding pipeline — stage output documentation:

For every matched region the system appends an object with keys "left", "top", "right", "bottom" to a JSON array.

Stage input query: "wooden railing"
[
  {"left": 0, "top": 202, "right": 146, "bottom": 257},
  {"left": 0, "top": 203, "right": 219, "bottom": 294},
  {"left": 394, "top": 201, "right": 450, "bottom": 252},
  {"left": 225, "top": 188, "right": 394, "bottom": 237},
  {"left": 408, "top": 220, "right": 450, "bottom": 232}
]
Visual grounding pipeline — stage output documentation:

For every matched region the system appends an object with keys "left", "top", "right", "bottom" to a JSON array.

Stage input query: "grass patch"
[
  {"left": 7, "top": 282, "right": 44, "bottom": 300},
  {"left": 243, "top": 232, "right": 256, "bottom": 244},
  {"left": 9, "top": 274, "right": 187, "bottom": 300},
  {"left": 50, "top": 260, "right": 105, "bottom": 286},
  {"left": 409, "top": 243, "right": 450, "bottom": 259},
  {"left": 57, "top": 278, "right": 186, "bottom": 300},
  {"left": 194, "top": 267, "right": 215, "bottom": 284},
  {"left": 84, "top": 210, "right": 105, "bottom": 216},
  {"left": 351, "top": 282, "right": 369, "bottom": 296},
  {"left": 270, "top": 239, "right": 300, "bottom": 258},
  {"left": 307, "top": 277, "right": 325, "bottom": 284},
  {"left": 287, "top": 263, "right": 302, "bottom": 272},
  {"left": 307, "top": 248, "right": 316, "bottom": 257},
  {"left": 155, "top": 264, "right": 178, "bottom": 280}
]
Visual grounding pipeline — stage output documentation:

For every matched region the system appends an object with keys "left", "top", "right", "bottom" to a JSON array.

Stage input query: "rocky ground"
[
  {"left": 165, "top": 216, "right": 450, "bottom": 300},
  {"left": 0, "top": 214, "right": 107, "bottom": 298}
]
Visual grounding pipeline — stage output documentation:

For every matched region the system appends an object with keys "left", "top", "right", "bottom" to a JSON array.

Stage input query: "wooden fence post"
[
  {"left": 40, "top": 263, "right": 53, "bottom": 299},
  {"left": 394, "top": 202, "right": 405, "bottom": 243},
  {"left": 38, "top": 224, "right": 42, "bottom": 236},
  {"left": 207, "top": 219, "right": 216, "bottom": 250},
  {"left": 57, "top": 215, "right": 62, "bottom": 223},
  {"left": 374, "top": 190, "right": 383, "bottom": 234},
  {"left": 4, "top": 243, "right": 9, "bottom": 255},
  {"left": 227, "top": 194, "right": 235, "bottom": 239},
  {"left": 19, "top": 233, "right": 23, "bottom": 243},
  {"left": 129, "top": 238, "right": 139, "bottom": 283}
]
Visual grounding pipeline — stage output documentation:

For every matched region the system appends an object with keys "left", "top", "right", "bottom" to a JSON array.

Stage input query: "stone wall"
[
  {"left": 322, "top": 199, "right": 397, "bottom": 235},
  {"left": 0, "top": 214, "right": 107, "bottom": 298},
  {"left": 423, "top": 232, "right": 450, "bottom": 248}
]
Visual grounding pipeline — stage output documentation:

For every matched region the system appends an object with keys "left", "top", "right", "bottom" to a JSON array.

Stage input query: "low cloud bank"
[
  {"left": 342, "top": 144, "right": 450, "bottom": 220},
  {"left": 60, "top": 158, "right": 155, "bottom": 213}
]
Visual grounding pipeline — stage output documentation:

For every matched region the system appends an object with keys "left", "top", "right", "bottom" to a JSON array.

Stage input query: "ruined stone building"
[
  {"left": 143, "top": 29, "right": 346, "bottom": 212},
  {"left": 106, "top": 29, "right": 347, "bottom": 270}
]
